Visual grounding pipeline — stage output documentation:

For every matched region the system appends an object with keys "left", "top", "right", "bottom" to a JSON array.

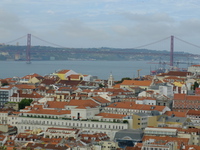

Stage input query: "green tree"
[
  {"left": 193, "top": 81, "right": 199, "bottom": 90},
  {"left": 1, "top": 82, "right": 9, "bottom": 86},
  {"left": 19, "top": 98, "right": 33, "bottom": 109},
  {"left": 116, "top": 77, "right": 132, "bottom": 84},
  {"left": 99, "top": 83, "right": 105, "bottom": 88},
  {"left": 123, "top": 120, "right": 128, "bottom": 124}
]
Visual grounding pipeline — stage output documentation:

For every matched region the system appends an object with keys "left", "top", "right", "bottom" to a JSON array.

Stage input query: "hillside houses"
[{"left": 0, "top": 68, "right": 200, "bottom": 149}]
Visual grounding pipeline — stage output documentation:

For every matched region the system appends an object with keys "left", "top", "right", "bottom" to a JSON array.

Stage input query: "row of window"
[
  {"left": 142, "top": 147, "right": 169, "bottom": 150},
  {"left": 20, "top": 119, "right": 125, "bottom": 130}
]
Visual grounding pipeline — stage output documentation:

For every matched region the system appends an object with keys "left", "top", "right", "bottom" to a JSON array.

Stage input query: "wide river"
[{"left": 0, "top": 60, "right": 188, "bottom": 80}]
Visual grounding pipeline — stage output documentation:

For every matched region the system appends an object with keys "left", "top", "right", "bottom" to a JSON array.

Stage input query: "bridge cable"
[
  {"left": 31, "top": 34, "right": 69, "bottom": 48},
  {"left": 174, "top": 36, "right": 200, "bottom": 49},
  {"left": 130, "top": 36, "right": 171, "bottom": 49},
  {"left": 4, "top": 34, "right": 27, "bottom": 44}
]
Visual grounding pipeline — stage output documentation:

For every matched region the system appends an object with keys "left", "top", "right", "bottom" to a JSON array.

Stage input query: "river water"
[{"left": 0, "top": 60, "right": 190, "bottom": 80}]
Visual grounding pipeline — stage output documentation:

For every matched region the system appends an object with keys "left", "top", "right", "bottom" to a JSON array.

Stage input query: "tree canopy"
[
  {"left": 193, "top": 81, "right": 199, "bottom": 90},
  {"left": 116, "top": 77, "right": 132, "bottom": 84},
  {"left": 19, "top": 98, "right": 33, "bottom": 109}
]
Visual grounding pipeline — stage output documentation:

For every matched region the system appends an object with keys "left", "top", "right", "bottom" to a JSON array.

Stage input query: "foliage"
[
  {"left": 19, "top": 98, "right": 33, "bottom": 109},
  {"left": 193, "top": 81, "right": 199, "bottom": 90},
  {"left": 123, "top": 120, "right": 128, "bottom": 124},
  {"left": 1, "top": 82, "right": 9, "bottom": 86},
  {"left": 116, "top": 77, "right": 132, "bottom": 84},
  {"left": 99, "top": 83, "right": 105, "bottom": 88}
]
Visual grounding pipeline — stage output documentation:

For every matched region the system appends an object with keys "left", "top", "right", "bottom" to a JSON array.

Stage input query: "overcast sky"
[{"left": 0, "top": 0, "right": 200, "bottom": 54}]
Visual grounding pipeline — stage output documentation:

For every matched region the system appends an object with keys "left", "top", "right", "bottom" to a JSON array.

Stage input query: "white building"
[
  {"left": 135, "top": 98, "right": 156, "bottom": 105},
  {"left": 0, "top": 86, "right": 18, "bottom": 106},
  {"left": 188, "top": 64, "right": 200, "bottom": 74},
  {"left": 17, "top": 116, "right": 128, "bottom": 140},
  {"left": 159, "top": 85, "right": 173, "bottom": 97}
]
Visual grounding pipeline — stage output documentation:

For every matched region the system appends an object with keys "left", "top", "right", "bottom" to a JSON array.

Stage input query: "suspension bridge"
[{"left": 2, "top": 34, "right": 200, "bottom": 67}]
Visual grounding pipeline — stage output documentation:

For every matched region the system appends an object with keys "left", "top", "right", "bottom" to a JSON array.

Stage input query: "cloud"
[
  {"left": 122, "top": 12, "right": 174, "bottom": 23},
  {"left": 59, "top": 19, "right": 109, "bottom": 40},
  {"left": 0, "top": 0, "right": 200, "bottom": 53},
  {"left": 46, "top": 10, "right": 55, "bottom": 15},
  {"left": 0, "top": 9, "right": 29, "bottom": 40}
]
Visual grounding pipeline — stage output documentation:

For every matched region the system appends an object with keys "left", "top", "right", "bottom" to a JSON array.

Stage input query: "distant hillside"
[{"left": 0, "top": 45, "right": 193, "bottom": 61}]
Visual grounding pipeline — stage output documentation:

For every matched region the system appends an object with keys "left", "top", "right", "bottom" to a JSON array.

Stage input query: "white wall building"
[
  {"left": 135, "top": 99, "right": 156, "bottom": 105},
  {"left": 159, "top": 85, "right": 173, "bottom": 97},
  {"left": 17, "top": 116, "right": 128, "bottom": 140}
]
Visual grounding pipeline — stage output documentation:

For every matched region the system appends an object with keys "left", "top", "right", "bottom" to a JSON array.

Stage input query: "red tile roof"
[
  {"left": 56, "top": 70, "right": 70, "bottom": 74},
  {"left": 69, "top": 74, "right": 80, "bottom": 79},
  {"left": 187, "top": 109, "right": 200, "bottom": 116},
  {"left": 15, "top": 84, "right": 36, "bottom": 89},
  {"left": 21, "top": 73, "right": 42, "bottom": 79},
  {"left": 46, "top": 101, "right": 68, "bottom": 109},
  {"left": 121, "top": 80, "right": 152, "bottom": 86},
  {"left": 164, "top": 111, "right": 187, "bottom": 117},
  {"left": 106, "top": 101, "right": 166, "bottom": 112},
  {"left": 26, "top": 108, "right": 71, "bottom": 115},
  {"left": 91, "top": 96, "right": 110, "bottom": 104},
  {"left": 67, "top": 99, "right": 99, "bottom": 109},
  {"left": 96, "top": 113, "right": 126, "bottom": 119},
  {"left": 174, "top": 93, "right": 200, "bottom": 100}
]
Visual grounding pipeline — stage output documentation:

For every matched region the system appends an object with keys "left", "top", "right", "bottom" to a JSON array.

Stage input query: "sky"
[{"left": 0, "top": 0, "right": 200, "bottom": 54}]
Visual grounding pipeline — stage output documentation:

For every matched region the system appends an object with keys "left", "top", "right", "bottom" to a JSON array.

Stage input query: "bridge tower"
[
  {"left": 26, "top": 34, "right": 31, "bottom": 64},
  {"left": 170, "top": 35, "right": 174, "bottom": 67}
]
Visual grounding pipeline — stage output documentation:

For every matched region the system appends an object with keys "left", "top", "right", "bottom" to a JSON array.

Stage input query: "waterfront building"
[
  {"left": 19, "top": 73, "right": 42, "bottom": 84},
  {"left": 53, "top": 69, "right": 78, "bottom": 80},
  {"left": 188, "top": 64, "right": 200, "bottom": 74}
]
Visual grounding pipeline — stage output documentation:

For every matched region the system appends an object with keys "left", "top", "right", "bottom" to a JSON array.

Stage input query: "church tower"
[{"left": 108, "top": 72, "right": 114, "bottom": 88}]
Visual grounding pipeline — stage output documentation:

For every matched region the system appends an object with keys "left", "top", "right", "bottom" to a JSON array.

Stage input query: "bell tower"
[{"left": 108, "top": 72, "right": 114, "bottom": 88}]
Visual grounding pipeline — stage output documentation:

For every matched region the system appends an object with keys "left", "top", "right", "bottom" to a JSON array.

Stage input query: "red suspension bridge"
[{"left": 2, "top": 34, "right": 200, "bottom": 66}]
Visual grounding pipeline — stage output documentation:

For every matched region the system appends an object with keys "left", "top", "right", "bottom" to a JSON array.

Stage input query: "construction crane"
[{"left": 137, "top": 69, "right": 142, "bottom": 78}]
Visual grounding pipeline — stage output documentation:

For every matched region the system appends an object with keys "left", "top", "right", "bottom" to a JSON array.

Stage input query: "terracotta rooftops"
[
  {"left": 21, "top": 73, "right": 42, "bottom": 79},
  {"left": 46, "top": 101, "right": 68, "bottom": 109},
  {"left": 15, "top": 84, "right": 36, "bottom": 89},
  {"left": 26, "top": 109, "right": 71, "bottom": 115},
  {"left": 164, "top": 111, "right": 187, "bottom": 117},
  {"left": 67, "top": 99, "right": 99, "bottom": 109},
  {"left": 106, "top": 101, "right": 166, "bottom": 112},
  {"left": 23, "top": 104, "right": 70, "bottom": 115},
  {"left": 121, "top": 80, "right": 152, "bottom": 86},
  {"left": 191, "top": 64, "right": 200, "bottom": 67},
  {"left": 91, "top": 96, "right": 110, "bottom": 103},
  {"left": 56, "top": 70, "right": 70, "bottom": 74},
  {"left": 69, "top": 74, "right": 81, "bottom": 79},
  {"left": 187, "top": 109, "right": 200, "bottom": 116},
  {"left": 174, "top": 93, "right": 200, "bottom": 100},
  {"left": 95, "top": 113, "right": 126, "bottom": 119}
]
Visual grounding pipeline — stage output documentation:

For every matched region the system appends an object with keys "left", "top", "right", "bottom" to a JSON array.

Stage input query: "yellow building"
[
  {"left": 54, "top": 69, "right": 79, "bottom": 80},
  {"left": 132, "top": 113, "right": 160, "bottom": 129}
]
